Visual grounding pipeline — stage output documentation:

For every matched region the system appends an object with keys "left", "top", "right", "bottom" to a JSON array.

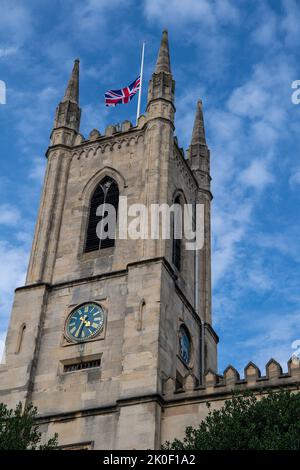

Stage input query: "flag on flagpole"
[{"left": 105, "top": 75, "right": 141, "bottom": 107}]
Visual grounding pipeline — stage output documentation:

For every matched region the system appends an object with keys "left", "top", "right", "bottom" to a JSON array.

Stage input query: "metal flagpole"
[{"left": 136, "top": 42, "right": 145, "bottom": 125}]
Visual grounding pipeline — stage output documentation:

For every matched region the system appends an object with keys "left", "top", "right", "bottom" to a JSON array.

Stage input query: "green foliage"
[
  {"left": 0, "top": 402, "right": 58, "bottom": 450},
  {"left": 163, "top": 389, "right": 300, "bottom": 450}
]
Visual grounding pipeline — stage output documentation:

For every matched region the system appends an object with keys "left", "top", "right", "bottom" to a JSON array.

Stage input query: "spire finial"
[
  {"left": 146, "top": 30, "right": 174, "bottom": 116},
  {"left": 191, "top": 99, "right": 206, "bottom": 145},
  {"left": 52, "top": 58, "right": 81, "bottom": 138},
  {"left": 62, "top": 59, "right": 79, "bottom": 104},
  {"left": 155, "top": 29, "right": 171, "bottom": 74}
]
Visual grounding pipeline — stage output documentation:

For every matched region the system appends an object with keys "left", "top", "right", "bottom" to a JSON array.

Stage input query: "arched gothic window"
[
  {"left": 85, "top": 176, "right": 119, "bottom": 252},
  {"left": 15, "top": 323, "right": 26, "bottom": 354},
  {"left": 178, "top": 324, "right": 192, "bottom": 365},
  {"left": 172, "top": 195, "right": 182, "bottom": 271}
]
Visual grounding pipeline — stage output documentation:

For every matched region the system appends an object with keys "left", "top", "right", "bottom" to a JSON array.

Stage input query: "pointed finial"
[
  {"left": 155, "top": 30, "right": 171, "bottom": 74},
  {"left": 62, "top": 59, "right": 79, "bottom": 104},
  {"left": 191, "top": 99, "right": 206, "bottom": 145}
]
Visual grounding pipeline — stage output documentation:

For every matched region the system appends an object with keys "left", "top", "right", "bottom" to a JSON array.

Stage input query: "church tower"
[{"left": 0, "top": 31, "right": 218, "bottom": 449}]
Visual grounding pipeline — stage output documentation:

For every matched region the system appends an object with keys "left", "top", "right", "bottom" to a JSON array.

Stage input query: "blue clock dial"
[{"left": 66, "top": 303, "right": 104, "bottom": 342}]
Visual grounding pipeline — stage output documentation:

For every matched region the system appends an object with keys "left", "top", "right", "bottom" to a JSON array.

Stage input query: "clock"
[
  {"left": 179, "top": 325, "right": 191, "bottom": 364},
  {"left": 65, "top": 303, "right": 104, "bottom": 342}
]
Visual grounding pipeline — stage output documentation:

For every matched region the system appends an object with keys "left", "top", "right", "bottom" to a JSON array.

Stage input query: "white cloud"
[
  {"left": 0, "top": 241, "right": 28, "bottom": 294},
  {"left": 11, "top": 85, "right": 60, "bottom": 147},
  {"left": 144, "top": 0, "right": 239, "bottom": 74},
  {"left": 175, "top": 86, "right": 206, "bottom": 146},
  {"left": 144, "top": 0, "right": 239, "bottom": 27},
  {"left": 254, "top": 17, "right": 278, "bottom": 48},
  {"left": 281, "top": 0, "right": 300, "bottom": 46},
  {"left": 208, "top": 54, "right": 295, "bottom": 291},
  {"left": 0, "top": 235, "right": 31, "bottom": 367},
  {"left": 0, "top": 46, "right": 18, "bottom": 58},
  {"left": 245, "top": 263, "right": 274, "bottom": 292},
  {"left": 0, "top": 331, "right": 6, "bottom": 364},
  {"left": 227, "top": 60, "right": 291, "bottom": 132},
  {"left": 0, "top": 240, "right": 29, "bottom": 336},
  {"left": 236, "top": 311, "right": 300, "bottom": 373},
  {"left": 239, "top": 159, "right": 274, "bottom": 190},
  {"left": 0, "top": 204, "right": 21, "bottom": 226},
  {"left": 255, "top": 231, "right": 299, "bottom": 260},
  {"left": 81, "top": 102, "right": 110, "bottom": 137},
  {"left": 251, "top": 2, "right": 279, "bottom": 49},
  {"left": 70, "top": 0, "right": 133, "bottom": 37},
  {"left": 289, "top": 167, "right": 300, "bottom": 187},
  {"left": 228, "top": 84, "right": 270, "bottom": 119},
  {"left": 212, "top": 201, "right": 252, "bottom": 285},
  {"left": 251, "top": 0, "right": 300, "bottom": 53},
  {"left": 84, "top": 54, "right": 123, "bottom": 83},
  {"left": 0, "top": 1, "right": 32, "bottom": 46},
  {"left": 28, "top": 156, "right": 46, "bottom": 182}
]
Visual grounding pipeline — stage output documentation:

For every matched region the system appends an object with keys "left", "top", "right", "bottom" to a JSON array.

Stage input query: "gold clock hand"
[
  {"left": 80, "top": 315, "right": 92, "bottom": 328},
  {"left": 75, "top": 321, "right": 84, "bottom": 338},
  {"left": 76, "top": 315, "right": 87, "bottom": 338}
]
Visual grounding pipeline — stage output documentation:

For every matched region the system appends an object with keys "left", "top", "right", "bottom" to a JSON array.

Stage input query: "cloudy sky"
[{"left": 0, "top": 0, "right": 300, "bottom": 375}]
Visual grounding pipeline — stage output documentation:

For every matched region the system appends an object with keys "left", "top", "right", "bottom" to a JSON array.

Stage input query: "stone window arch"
[
  {"left": 172, "top": 194, "right": 183, "bottom": 271},
  {"left": 85, "top": 176, "right": 119, "bottom": 252},
  {"left": 178, "top": 323, "right": 192, "bottom": 365},
  {"left": 15, "top": 323, "right": 26, "bottom": 354}
]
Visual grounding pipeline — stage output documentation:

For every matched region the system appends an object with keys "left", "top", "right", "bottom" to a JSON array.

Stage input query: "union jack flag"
[{"left": 105, "top": 75, "right": 140, "bottom": 107}]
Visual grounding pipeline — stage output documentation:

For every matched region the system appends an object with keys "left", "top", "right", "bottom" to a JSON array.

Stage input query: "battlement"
[
  {"left": 163, "top": 358, "right": 300, "bottom": 401},
  {"left": 74, "top": 115, "right": 148, "bottom": 146},
  {"left": 49, "top": 114, "right": 148, "bottom": 148}
]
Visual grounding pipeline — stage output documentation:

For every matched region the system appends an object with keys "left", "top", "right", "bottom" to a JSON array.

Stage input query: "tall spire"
[
  {"left": 155, "top": 30, "right": 171, "bottom": 74},
  {"left": 147, "top": 30, "right": 175, "bottom": 120},
  {"left": 51, "top": 59, "right": 81, "bottom": 144},
  {"left": 191, "top": 100, "right": 206, "bottom": 145},
  {"left": 188, "top": 99, "right": 210, "bottom": 190},
  {"left": 62, "top": 59, "right": 79, "bottom": 104}
]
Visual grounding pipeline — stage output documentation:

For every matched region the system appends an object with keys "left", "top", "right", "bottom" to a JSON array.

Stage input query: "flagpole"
[{"left": 136, "top": 42, "right": 145, "bottom": 125}]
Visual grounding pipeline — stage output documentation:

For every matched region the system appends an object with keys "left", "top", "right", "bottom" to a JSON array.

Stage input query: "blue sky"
[{"left": 0, "top": 0, "right": 300, "bottom": 376}]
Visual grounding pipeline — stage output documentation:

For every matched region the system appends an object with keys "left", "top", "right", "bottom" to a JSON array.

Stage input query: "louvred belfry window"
[{"left": 85, "top": 176, "right": 119, "bottom": 252}]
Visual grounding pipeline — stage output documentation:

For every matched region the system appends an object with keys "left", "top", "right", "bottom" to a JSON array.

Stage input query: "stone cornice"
[
  {"left": 146, "top": 96, "right": 176, "bottom": 114},
  {"left": 16, "top": 257, "right": 218, "bottom": 340},
  {"left": 35, "top": 394, "right": 165, "bottom": 424}
]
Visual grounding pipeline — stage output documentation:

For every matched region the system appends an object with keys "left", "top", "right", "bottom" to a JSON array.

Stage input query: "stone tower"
[{"left": 0, "top": 31, "right": 218, "bottom": 449}]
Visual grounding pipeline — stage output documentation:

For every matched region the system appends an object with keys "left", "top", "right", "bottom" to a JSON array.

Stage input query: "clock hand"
[
  {"left": 80, "top": 315, "right": 91, "bottom": 327},
  {"left": 76, "top": 315, "right": 88, "bottom": 338}
]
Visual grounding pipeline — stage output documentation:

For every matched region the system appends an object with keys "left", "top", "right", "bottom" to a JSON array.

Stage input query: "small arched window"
[
  {"left": 172, "top": 195, "right": 182, "bottom": 271},
  {"left": 178, "top": 324, "right": 192, "bottom": 365},
  {"left": 16, "top": 323, "right": 26, "bottom": 354},
  {"left": 85, "top": 176, "right": 119, "bottom": 252}
]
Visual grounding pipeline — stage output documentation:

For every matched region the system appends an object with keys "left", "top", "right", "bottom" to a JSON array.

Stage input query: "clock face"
[
  {"left": 65, "top": 303, "right": 104, "bottom": 342},
  {"left": 179, "top": 325, "right": 191, "bottom": 364}
]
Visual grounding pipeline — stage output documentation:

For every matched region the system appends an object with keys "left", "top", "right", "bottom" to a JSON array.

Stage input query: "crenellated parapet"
[
  {"left": 163, "top": 358, "right": 300, "bottom": 401},
  {"left": 49, "top": 115, "right": 148, "bottom": 162},
  {"left": 70, "top": 124, "right": 146, "bottom": 163}
]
